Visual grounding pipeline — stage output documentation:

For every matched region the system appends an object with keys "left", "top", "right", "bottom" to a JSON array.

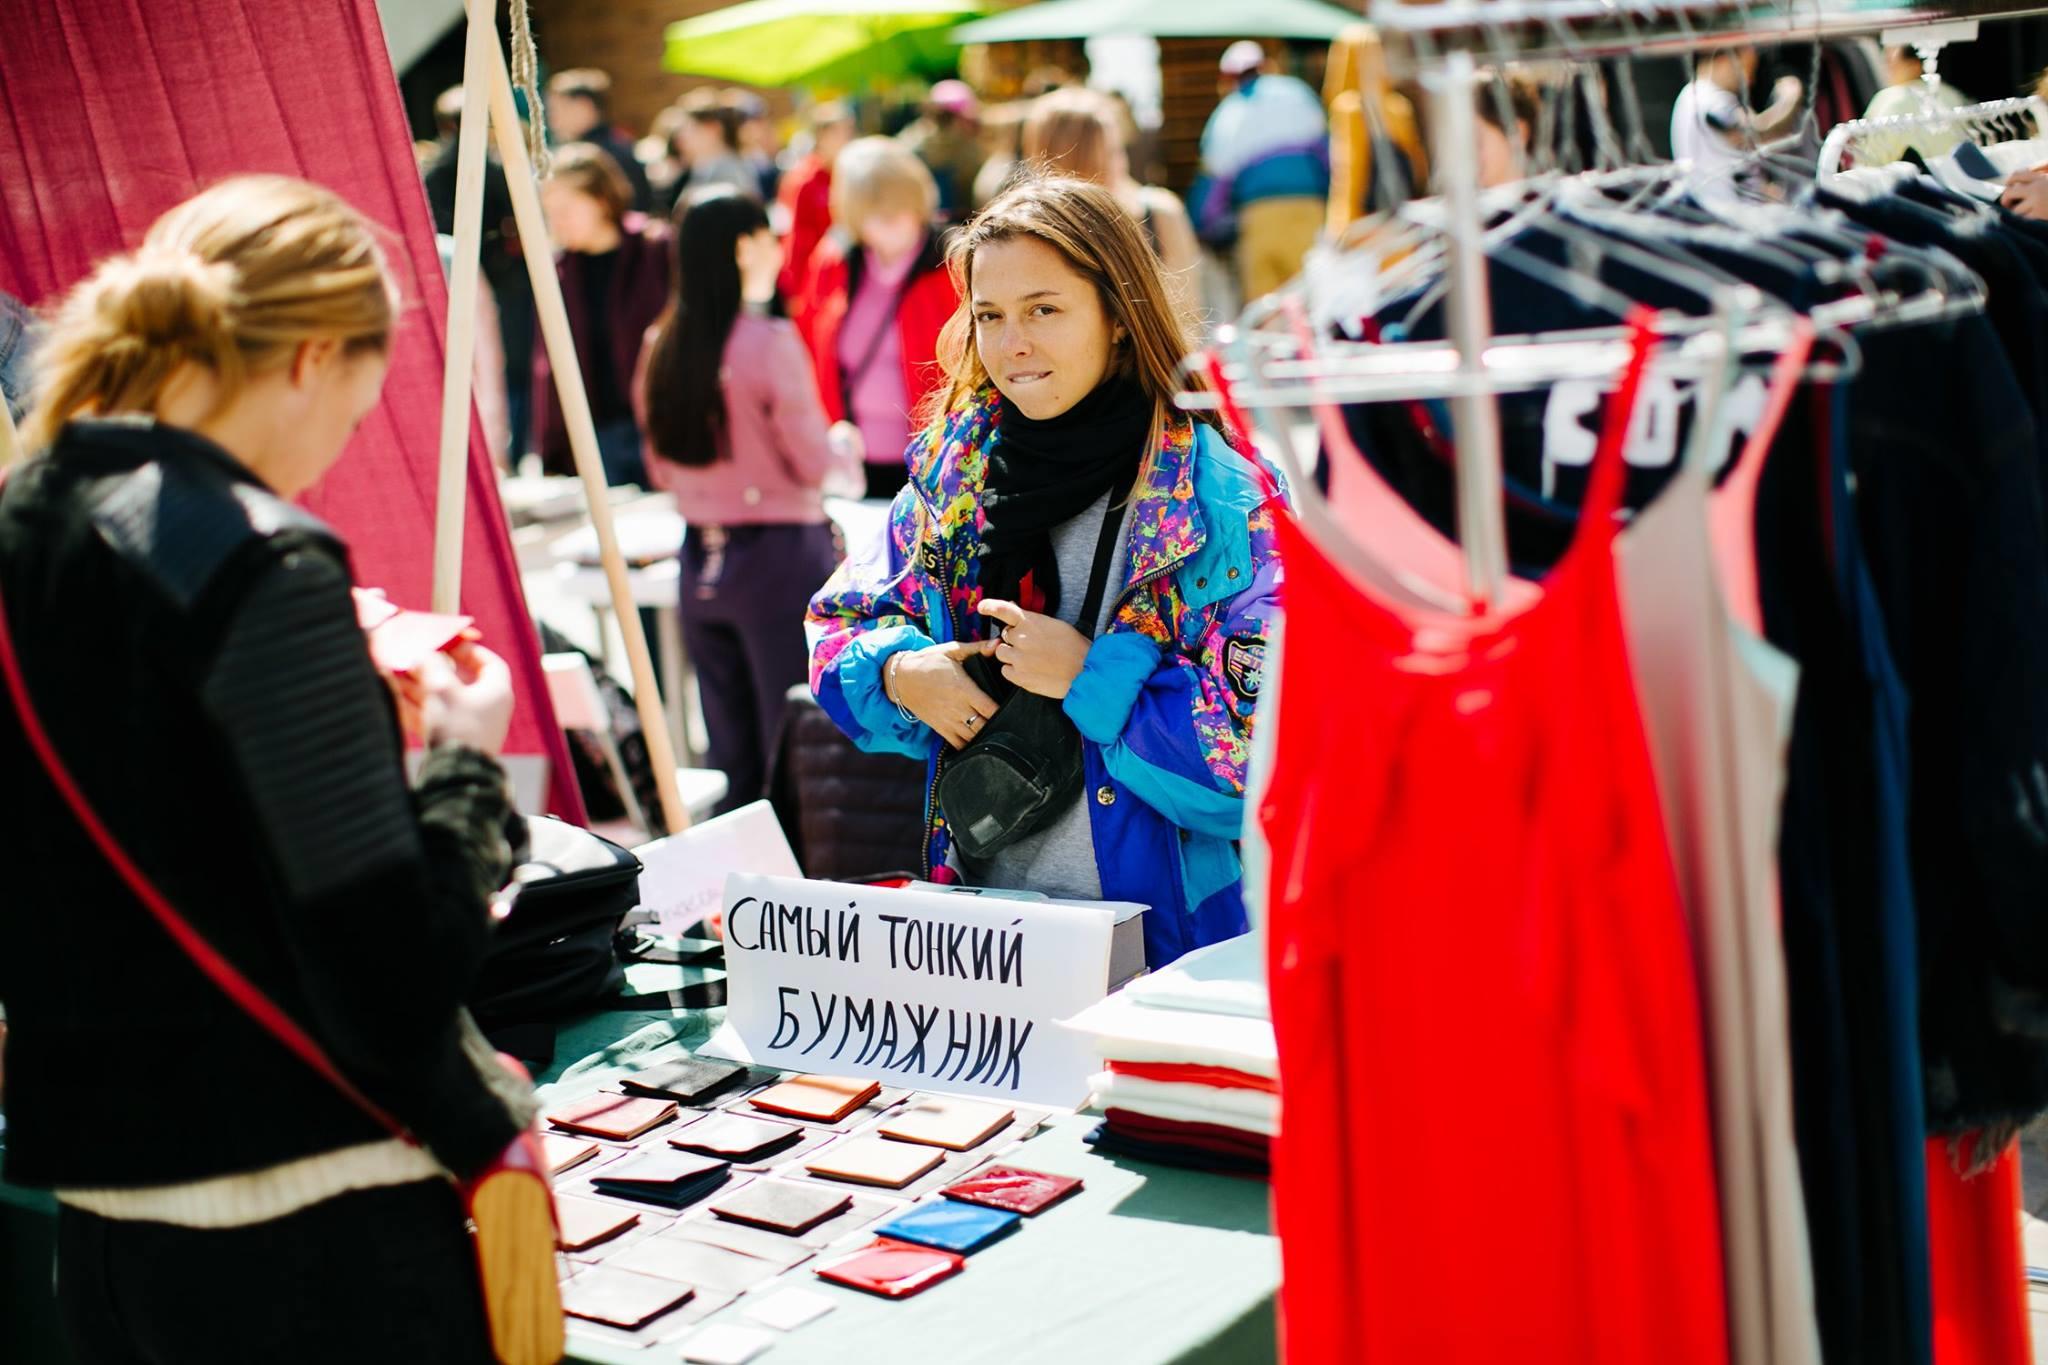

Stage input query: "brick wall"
[{"left": 527, "top": 0, "right": 779, "bottom": 139}]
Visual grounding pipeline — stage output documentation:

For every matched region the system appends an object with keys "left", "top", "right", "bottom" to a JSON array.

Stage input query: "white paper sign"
[
  {"left": 702, "top": 873, "right": 1114, "bottom": 1107},
  {"left": 634, "top": 801, "right": 801, "bottom": 935}
]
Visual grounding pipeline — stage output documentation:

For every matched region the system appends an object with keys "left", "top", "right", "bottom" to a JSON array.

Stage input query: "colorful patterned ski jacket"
[{"left": 807, "top": 387, "right": 1282, "bottom": 968}]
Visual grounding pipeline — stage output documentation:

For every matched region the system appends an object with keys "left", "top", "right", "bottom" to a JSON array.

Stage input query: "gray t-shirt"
[{"left": 959, "top": 490, "right": 1130, "bottom": 900}]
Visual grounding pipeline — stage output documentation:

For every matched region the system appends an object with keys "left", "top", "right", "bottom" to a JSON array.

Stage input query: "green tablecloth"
[
  {"left": 549, "top": 962, "right": 1278, "bottom": 1365},
  {"left": 1, "top": 962, "right": 1279, "bottom": 1365}
]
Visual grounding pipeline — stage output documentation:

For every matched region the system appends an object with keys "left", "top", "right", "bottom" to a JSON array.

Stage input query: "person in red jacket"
[
  {"left": 777, "top": 103, "right": 855, "bottom": 312},
  {"left": 799, "top": 136, "right": 960, "bottom": 501}
]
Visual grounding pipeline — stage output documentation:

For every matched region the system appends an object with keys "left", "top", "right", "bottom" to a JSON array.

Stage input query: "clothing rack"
[
  {"left": 1192, "top": 0, "right": 2048, "bottom": 607},
  {"left": 1817, "top": 93, "right": 2048, "bottom": 175},
  {"left": 1366, "top": 0, "right": 2048, "bottom": 70}
]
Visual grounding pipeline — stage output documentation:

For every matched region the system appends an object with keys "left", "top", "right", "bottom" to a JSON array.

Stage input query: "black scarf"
[{"left": 978, "top": 377, "right": 1151, "bottom": 622}]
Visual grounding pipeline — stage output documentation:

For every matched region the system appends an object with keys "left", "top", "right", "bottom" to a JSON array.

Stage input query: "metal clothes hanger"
[{"left": 1819, "top": 95, "right": 2048, "bottom": 175}]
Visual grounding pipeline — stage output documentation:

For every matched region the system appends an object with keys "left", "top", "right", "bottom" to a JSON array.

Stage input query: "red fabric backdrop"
[{"left": 0, "top": 0, "right": 582, "bottom": 822}]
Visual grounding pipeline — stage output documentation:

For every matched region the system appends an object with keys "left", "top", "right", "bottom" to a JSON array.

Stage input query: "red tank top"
[{"left": 1262, "top": 320, "right": 1729, "bottom": 1363}]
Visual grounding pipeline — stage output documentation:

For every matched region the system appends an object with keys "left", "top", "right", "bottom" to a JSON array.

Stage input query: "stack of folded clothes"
[{"left": 1059, "top": 933, "right": 1277, "bottom": 1177}]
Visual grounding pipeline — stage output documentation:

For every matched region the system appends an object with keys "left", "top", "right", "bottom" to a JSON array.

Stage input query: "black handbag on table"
[
  {"left": 472, "top": 817, "right": 727, "bottom": 1064},
  {"left": 937, "top": 502, "right": 1122, "bottom": 862},
  {"left": 471, "top": 815, "right": 642, "bottom": 1029}
]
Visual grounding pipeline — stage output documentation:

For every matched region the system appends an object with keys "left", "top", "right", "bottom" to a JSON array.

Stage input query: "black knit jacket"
[{"left": 0, "top": 418, "right": 533, "bottom": 1189}]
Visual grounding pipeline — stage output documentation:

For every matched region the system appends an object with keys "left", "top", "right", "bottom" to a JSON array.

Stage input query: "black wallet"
[{"left": 619, "top": 1055, "right": 750, "bottom": 1105}]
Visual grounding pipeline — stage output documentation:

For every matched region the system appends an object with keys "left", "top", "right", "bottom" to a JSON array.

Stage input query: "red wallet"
[
  {"left": 940, "top": 1165, "right": 1083, "bottom": 1216},
  {"left": 813, "top": 1237, "right": 966, "bottom": 1299}
]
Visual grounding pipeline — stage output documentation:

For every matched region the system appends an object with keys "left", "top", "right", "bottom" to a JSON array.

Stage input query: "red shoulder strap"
[
  {"left": 0, "top": 464, "right": 411, "bottom": 1143},
  {"left": 1574, "top": 309, "right": 1661, "bottom": 539}
]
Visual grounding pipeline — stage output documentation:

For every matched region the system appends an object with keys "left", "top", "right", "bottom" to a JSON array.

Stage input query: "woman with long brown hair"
[
  {"left": 806, "top": 174, "right": 1281, "bottom": 967},
  {"left": 1020, "top": 87, "right": 1203, "bottom": 325},
  {"left": 0, "top": 176, "right": 530, "bottom": 1363}
]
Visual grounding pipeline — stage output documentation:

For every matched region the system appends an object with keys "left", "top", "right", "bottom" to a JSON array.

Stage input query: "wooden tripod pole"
[
  {"left": 474, "top": 9, "right": 690, "bottom": 834},
  {"left": 430, "top": 0, "right": 499, "bottom": 615}
]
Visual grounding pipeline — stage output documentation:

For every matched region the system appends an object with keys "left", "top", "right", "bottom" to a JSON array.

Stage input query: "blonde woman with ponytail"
[{"left": 0, "top": 176, "right": 533, "bottom": 1364}]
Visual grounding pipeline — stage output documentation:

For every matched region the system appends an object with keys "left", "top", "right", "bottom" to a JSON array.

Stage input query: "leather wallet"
[
  {"left": 555, "top": 1194, "right": 642, "bottom": 1252},
  {"left": 614, "top": 1235, "right": 785, "bottom": 1295},
  {"left": 619, "top": 1056, "right": 750, "bottom": 1106},
  {"left": 940, "top": 1165, "right": 1083, "bottom": 1215},
  {"left": 876, "top": 1097, "right": 1015, "bottom": 1151},
  {"left": 747, "top": 1075, "right": 880, "bottom": 1123},
  {"left": 803, "top": 1136, "right": 943, "bottom": 1189},
  {"left": 667, "top": 1112, "right": 804, "bottom": 1163},
  {"left": 791, "top": 1194, "right": 900, "bottom": 1249},
  {"left": 561, "top": 1267, "right": 695, "bottom": 1330},
  {"left": 670, "top": 1218, "right": 817, "bottom": 1272},
  {"left": 590, "top": 1151, "right": 732, "bottom": 1210},
  {"left": 548, "top": 1092, "right": 680, "bottom": 1142},
  {"left": 875, "top": 1200, "right": 1022, "bottom": 1255},
  {"left": 814, "top": 1237, "right": 966, "bottom": 1299},
  {"left": 542, "top": 1133, "right": 604, "bottom": 1177},
  {"left": 709, "top": 1179, "right": 853, "bottom": 1235}
]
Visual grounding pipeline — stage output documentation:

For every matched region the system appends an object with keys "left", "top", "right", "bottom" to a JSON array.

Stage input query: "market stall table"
[
  {"left": 541, "top": 960, "right": 1280, "bottom": 1365},
  {"left": 0, "top": 958, "right": 1278, "bottom": 1365}
]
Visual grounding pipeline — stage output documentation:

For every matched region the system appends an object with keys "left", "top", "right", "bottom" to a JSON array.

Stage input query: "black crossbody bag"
[{"left": 938, "top": 503, "right": 1122, "bottom": 862}]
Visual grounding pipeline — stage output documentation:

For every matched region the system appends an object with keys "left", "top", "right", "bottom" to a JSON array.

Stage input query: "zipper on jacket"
[
  {"left": 908, "top": 473, "right": 1205, "bottom": 879},
  {"left": 914, "top": 477, "right": 966, "bottom": 881}
]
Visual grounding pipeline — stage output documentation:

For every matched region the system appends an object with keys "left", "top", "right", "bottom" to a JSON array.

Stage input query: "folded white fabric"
[
  {"left": 1121, "top": 931, "right": 1269, "bottom": 1019},
  {"left": 1058, "top": 991, "right": 1279, "bottom": 1078},
  {"left": 1087, "top": 1071, "right": 1281, "bottom": 1137}
]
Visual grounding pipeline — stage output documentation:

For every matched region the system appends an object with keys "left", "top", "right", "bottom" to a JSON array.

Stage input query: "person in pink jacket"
[{"left": 638, "top": 188, "right": 860, "bottom": 811}]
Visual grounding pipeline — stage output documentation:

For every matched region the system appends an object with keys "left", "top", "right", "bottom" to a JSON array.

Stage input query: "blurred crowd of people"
[
  {"left": 399, "top": 36, "right": 2048, "bottom": 822},
  {"left": 404, "top": 46, "right": 1359, "bottom": 828},
  {"left": 413, "top": 46, "right": 1365, "bottom": 487}
]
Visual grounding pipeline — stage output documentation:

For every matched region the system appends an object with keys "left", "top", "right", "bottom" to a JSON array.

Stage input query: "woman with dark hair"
[
  {"left": 807, "top": 175, "right": 1281, "bottom": 967},
  {"left": 639, "top": 188, "right": 857, "bottom": 812},
  {"left": 533, "top": 142, "right": 671, "bottom": 485}
]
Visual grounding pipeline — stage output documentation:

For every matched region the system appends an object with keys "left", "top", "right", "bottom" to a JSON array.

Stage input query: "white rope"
[{"left": 508, "top": 0, "right": 549, "bottom": 177}]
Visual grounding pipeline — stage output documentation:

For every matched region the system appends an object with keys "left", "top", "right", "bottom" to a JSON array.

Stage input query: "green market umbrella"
[
  {"left": 664, "top": 0, "right": 987, "bottom": 88},
  {"left": 953, "top": 0, "right": 1357, "bottom": 43}
]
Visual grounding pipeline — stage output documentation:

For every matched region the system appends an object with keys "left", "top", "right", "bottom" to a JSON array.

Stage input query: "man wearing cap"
[
  {"left": 1199, "top": 41, "right": 1331, "bottom": 298},
  {"left": 901, "top": 80, "right": 988, "bottom": 221}
]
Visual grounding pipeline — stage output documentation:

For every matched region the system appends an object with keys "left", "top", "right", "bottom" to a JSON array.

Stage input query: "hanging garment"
[
  {"left": 1321, "top": 327, "right": 1821, "bottom": 1365},
  {"left": 1817, "top": 175, "right": 2048, "bottom": 1139},
  {"left": 1926, "top": 1139, "right": 2031, "bottom": 1365},
  {"left": 1754, "top": 379, "right": 1934, "bottom": 1365},
  {"left": 1617, "top": 332, "right": 1820, "bottom": 1365},
  {"left": 1265, "top": 322, "right": 1729, "bottom": 1364},
  {"left": 1351, "top": 213, "right": 1978, "bottom": 1365}
]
